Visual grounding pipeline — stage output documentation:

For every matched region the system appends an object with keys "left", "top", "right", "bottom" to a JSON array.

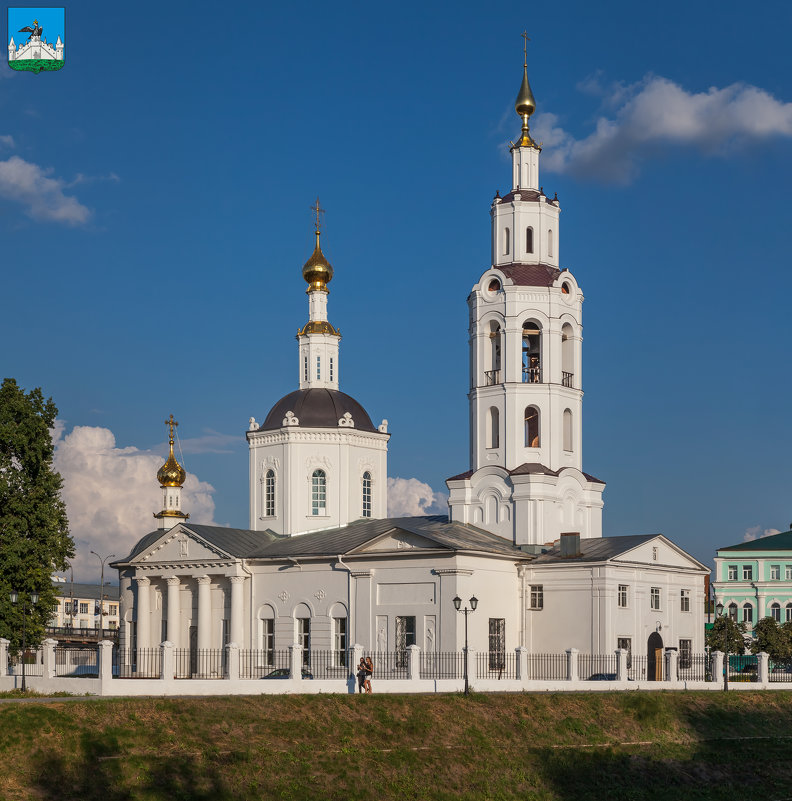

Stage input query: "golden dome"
[
  {"left": 515, "top": 64, "right": 536, "bottom": 119},
  {"left": 157, "top": 415, "right": 186, "bottom": 487},
  {"left": 297, "top": 320, "right": 341, "bottom": 337},
  {"left": 302, "top": 231, "right": 333, "bottom": 293}
]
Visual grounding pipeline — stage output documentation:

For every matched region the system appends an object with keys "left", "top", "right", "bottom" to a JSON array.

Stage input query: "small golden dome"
[
  {"left": 515, "top": 65, "right": 536, "bottom": 118},
  {"left": 302, "top": 231, "right": 333, "bottom": 293},
  {"left": 157, "top": 415, "right": 186, "bottom": 487}
]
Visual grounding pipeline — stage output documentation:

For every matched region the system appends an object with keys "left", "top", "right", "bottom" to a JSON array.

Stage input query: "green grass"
[
  {"left": 8, "top": 59, "right": 64, "bottom": 73},
  {"left": 1, "top": 692, "right": 792, "bottom": 800}
]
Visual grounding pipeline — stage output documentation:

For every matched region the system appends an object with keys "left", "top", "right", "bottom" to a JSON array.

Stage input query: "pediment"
[
  {"left": 351, "top": 528, "right": 451, "bottom": 554},
  {"left": 613, "top": 536, "right": 707, "bottom": 571},
  {"left": 132, "top": 525, "right": 232, "bottom": 564}
]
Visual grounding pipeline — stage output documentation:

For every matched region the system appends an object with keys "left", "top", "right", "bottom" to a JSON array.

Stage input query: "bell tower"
[{"left": 447, "top": 37, "right": 605, "bottom": 547}]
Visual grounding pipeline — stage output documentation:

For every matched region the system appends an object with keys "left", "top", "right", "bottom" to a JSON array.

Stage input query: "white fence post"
[
  {"left": 465, "top": 647, "right": 476, "bottom": 689},
  {"left": 407, "top": 644, "right": 421, "bottom": 681},
  {"left": 516, "top": 646, "right": 528, "bottom": 681},
  {"left": 711, "top": 651, "right": 724, "bottom": 684},
  {"left": 352, "top": 644, "right": 364, "bottom": 690},
  {"left": 99, "top": 639, "right": 114, "bottom": 686},
  {"left": 42, "top": 638, "right": 58, "bottom": 679},
  {"left": 226, "top": 643, "right": 240, "bottom": 681},
  {"left": 757, "top": 651, "right": 769, "bottom": 684},
  {"left": 160, "top": 641, "right": 174, "bottom": 680},
  {"left": 665, "top": 649, "right": 678, "bottom": 683},
  {"left": 289, "top": 644, "right": 303, "bottom": 680},
  {"left": 566, "top": 648, "right": 579, "bottom": 682},
  {"left": 0, "top": 638, "right": 8, "bottom": 677},
  {"left": 616, "top": 648, "right": 628, "bottom": 681}
]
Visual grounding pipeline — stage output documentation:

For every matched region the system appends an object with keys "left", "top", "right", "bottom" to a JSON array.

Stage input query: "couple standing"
[{"left": 357, "top": 656, "right": 373, "bottom": 693}]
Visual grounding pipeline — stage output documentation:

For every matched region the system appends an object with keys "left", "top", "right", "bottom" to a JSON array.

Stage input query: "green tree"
[
  {"left": 706, "top": 616, "right": 747, "bottom": 654},
  {"left": 0, "top": 379, "right": 73, "bottom": 650},
  {"left": 750, "top": 617, "right": 792, "bottom": 660}
]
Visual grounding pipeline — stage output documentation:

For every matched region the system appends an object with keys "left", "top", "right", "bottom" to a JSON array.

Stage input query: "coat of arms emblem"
[{"left": 7, "top": 8, "right": 64, "bottom": 73}]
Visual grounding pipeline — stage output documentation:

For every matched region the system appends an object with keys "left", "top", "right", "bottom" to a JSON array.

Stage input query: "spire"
[
  {"left": 512, "top": 32, "right": 540, "bottom": 151},
  {"left": 154, "top": 415, "right": 188, "bottom": 528},
  {"left": 302, "top": 198, "right": 333, "bottom": 293}
]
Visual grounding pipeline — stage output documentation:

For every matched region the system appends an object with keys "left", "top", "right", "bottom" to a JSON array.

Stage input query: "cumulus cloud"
[
  {"left": 52, "top": 422, "right": 216, "bottom": 582},
  {"left": 743, "top": 526, "right": 780, "bottom": 543},
  {"left": 532, "top": 75, "right": 792, "bottom": 183},
  {"left": 0, "top": 154, "right": 91, "bottom": 224},
  {"left": 387, "top": 477, "right": 448, "bottom": 517},
  {"left": 0, "top": 135, "right": 14, "bottom": 149},
  {"left": 173, "top": 428, "right": 239, "bottom": 455}
]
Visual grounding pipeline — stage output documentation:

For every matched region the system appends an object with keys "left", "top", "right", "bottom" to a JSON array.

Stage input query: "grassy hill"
[{"left": 2, "top": 691, "right": 792, "bottom": 800}]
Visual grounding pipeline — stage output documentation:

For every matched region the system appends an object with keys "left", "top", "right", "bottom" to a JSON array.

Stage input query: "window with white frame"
[
  {"left": 488, "top": 618, "right": 506, "bottom": 669},
  {"left": 264, "top": 469, "right": 275, "bottom": 517},
  {"left": 316, "top": 355, "right": 321, "bottom": 380},
  {"left": 362, "top": 471, "right": 372, "bottom": 518},
  {"left": 79, "top": 602, "right": 88, "bottom": 615},
  {"left": 680, "top": 589, "right": 690, "bottom": 612},
  {"left": 530, "top": 585, "right": 543, "bottom": 610},
  {"left": 297, "top": 617, "right": 311, "bottom": 664},
  {"left": 728, "top": 565, "right": 738, "bottom": 580},
  {"left": 650, "top": 587, "right": 661, "bottom": 610},
  {"left": 787, "top": 566, "right": 792, "bottom": 581},
  {"left": 742, "top": 603, "right": 753, "bottom": 624},
  {"left": 311, "top": 469, "right": 326, "bottom": 515},
  {"left": 679, "top": 639, "right": 692, "bottom": 670},
  {"left": 262, "top": 618, "right": 274, "bottom": 664},
  {"left": 743, "top": 565, "right": 753, "bottom": 580},
  {"left": 652, "top": 547, "right": 658, "bottom": 561},
  {"left": 786, "top": 603, "right": 792, "bottom": 623},
  {"left": 771, "top": 602, "right": 781, "bottom": 622},
  {"left": 333, "top": 617, "right": 347, "bottom": 664},
  {"left": 617, "top": 585, "right": 628, "bottom": 608},
  {"left": 771, "top": 564, "right": 781, "bottom": 580}
]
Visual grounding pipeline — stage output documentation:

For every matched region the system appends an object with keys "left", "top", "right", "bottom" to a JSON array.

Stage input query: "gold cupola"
[
  {"left": 157, "top": 414, "right": 186, "bottom": 488},
  {"left": 512, "top": 33, "right": 540, "bottom": 151},
  {"left": 302, "top": 229, "right": 333, "bottom": 293}
]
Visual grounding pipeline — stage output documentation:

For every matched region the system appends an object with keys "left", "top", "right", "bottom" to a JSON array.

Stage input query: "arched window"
[
  {"left": 742, "top": 603, "right": 753, "bottom": 624},
  {"left": 522, "top": 322, "right": 541, "bottom": 383},
  {"left": 728, "top": 602, "right": 738, "bottom": 621},
  {"left": 548, "top": 229, "right": 554, "bottom": 258},
  {"left": 294, "top": 603, "right": 311, "bottom": 665},
  {"left": 487, "top": 321, "right": 501, "bottom": 383},
  {"left": 488, "top": 407, "right": 499, "bottom": 449},
  {"left": 561, "top": 323, "right": 574, "bottom": 387},
  {"left": 258, "top": 605, "right": 275, "bottom": 662},
  {"left": 265, "top": 469, "right": 275, "bottom": 517},
  {"left": 304, "top": 356, "right": 308, "bottom": 383},
  {"left": 311, "top": 469, "right": 326, "bottom": 516},
  {"left": 503, "top": 227, "right": 510, "bottom": 256},
  {"left": 316, "top": 355, "right": 321, "bottom": 380},
  {"left": 563, "top": 409, "right": 573, "bottom": 452},
  {"left": 362, "top": 471, "right": 372, "bottom": 518},
  {"left": 771, "top": 602, "right": 781, "bottom": 622},
  {"left": 525, "top": 406, "right": 540, "bottom": 448},
  {"left": 786, "top": 603, "right": 792, "bottom": 623},
  {"left": 525, "top": 227, "right": 534, "bottom": 254}
]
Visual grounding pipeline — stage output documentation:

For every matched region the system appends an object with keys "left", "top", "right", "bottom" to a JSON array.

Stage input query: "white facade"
[{"left": 8, "top": 34, "right": 63, "bottom": 61}]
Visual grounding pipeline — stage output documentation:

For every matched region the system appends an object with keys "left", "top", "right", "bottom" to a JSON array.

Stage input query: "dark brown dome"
[{"left": 259, "top": 388, "right": 378, "bottom": 433}]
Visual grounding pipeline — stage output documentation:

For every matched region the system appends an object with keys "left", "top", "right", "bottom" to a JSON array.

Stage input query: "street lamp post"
[
  {"left": 9, "top": 590, "right": 40, "bottom": 692},
  {"left": 716, "top": 601, "right": 728, "bottom": 692},
  {"left": 90, "top": 551, "right": 115, "bottom": 633},
  {"left": 453, "top": 595, "right": 478, "bottom": 695}
]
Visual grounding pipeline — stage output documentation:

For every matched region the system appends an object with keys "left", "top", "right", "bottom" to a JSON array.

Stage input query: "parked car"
[
  {"left": 586, "top": 672, "right": 617, "bottom": 681},
  {"left": 261, "top": 667, "right": 313, "bottom": 680}
]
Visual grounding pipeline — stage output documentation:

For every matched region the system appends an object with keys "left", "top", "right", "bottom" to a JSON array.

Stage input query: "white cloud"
[
  {"left": 0, "top": 135, "right": 14, "bottom": 149},
  {"left": 0, "top": 154, "right": 91, "bottom": 224},
  {"left": 533, "top": 75, "right": 792, "bottom": 183},
  {"left": 387, "top": 477, "right": 448, "bottom": 517},
  {"left": 65, "top": 171, "right": 120, "bottom": 188},
  {"left": 172, "top": 428, "right": 239, "bottom": 455},
  {"left": 52, "top": 422, "right": 216, "bottom": 581},
  {"left": 743, "top": 526, "right": 780, "bottom": 543}
]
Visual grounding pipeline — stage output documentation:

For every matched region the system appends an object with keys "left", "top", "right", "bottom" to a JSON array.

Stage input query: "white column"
[
  {"left": 0, "top": 638, "right": 9, "bottom": 677},
  {"left": 136, "top": 577, "right": 151, "bottom": 651},
  {"left": 196, "top": 576, "right": 211, "bottom": 651},
  {"left": 516, "top": 646, "right": 528, "bottom": 681},
  {"left": 566, "top": 647, "right": 579, "bottom": 682},
  {"left": 757, "top": 651, "right": 770, "bottom": 684},
  {"left": 166, "top": 577, "right": 180, "bottom": 649},
  {"left": 666, "top": 649, "right": 678, "bottom": 683},
  {"left": 229, "top": 576, "right": 245, "bottom": 646},
  {"left": 616, "top": 648, "right": 628, "bottom": 682},
  {"left": 711, "top": 651, "right": 724, "bottom": 684},
  {"left": 98, "top": 640, "right": 114, "bottom": 686},
  {"left": 407, "top": 644, "right": 421, "bottom": 681},
  {"left": 41, "top": 638, "right": 58, "bottom": 679}
]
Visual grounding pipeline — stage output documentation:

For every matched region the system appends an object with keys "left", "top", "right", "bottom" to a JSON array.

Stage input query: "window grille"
[{"left": 311, "top": 470, "right": 326, "bottom": 515}]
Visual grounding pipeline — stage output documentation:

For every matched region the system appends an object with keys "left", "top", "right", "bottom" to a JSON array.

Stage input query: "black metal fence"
[
  {"left": 174, "top": 648, "right": 225, "bottom": 679},
  {"left": 8, "top": 650, "right": 43, "bottom": 677},
  {"left": 366, "top": 651, "right": 408, "bottom": 680},
  {"left": 306, "top": 650, "right": 350, "bottom": 680},
  {"left": 239, "top": 649, "right": 290, "bottom": 679},
  {"left": 55, "top": 646, "right": 98, "bottom": 677},
  {"left": 579, "top": 653, "right": 618, "bottom": 680},
  {"left": 420, "top": 651, "right": 465, "bottom": 680},
  {"left": 113, "top": 647, "right": 161, "bottom": 679},
  {"left": 476, "top": 651, "right": 517, "bottom": 679},
  {"left": 769, "top": 661, "right": 792, "bottom": 682},
  {"left": 728, "top": 654, "right": 758, "bottom": 682},
  {"left": 525, "top": 653, "right": 567, "bottom": 680},
  {"left": 678, "top": 653, "right": 711, "bottom": 682},
  {"left": 627, "top": 655, "right": 649, "bottom": 681}
]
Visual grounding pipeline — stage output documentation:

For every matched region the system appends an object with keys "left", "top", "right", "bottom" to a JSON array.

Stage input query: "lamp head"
[
  {"left": 30, "top": 592, "right": 39, "bottom": 605},
  {"left": 9, "top": 590, "right": 18, "bottom": 605},
  {"left": 716, "top": 601, "right": 724, "bottom": 617},
  {"left": 470, "top": 596, "right": 478, "bottom": 612},
  {"left": 453, "top": 595, "right": 462, "bottom": 611}
]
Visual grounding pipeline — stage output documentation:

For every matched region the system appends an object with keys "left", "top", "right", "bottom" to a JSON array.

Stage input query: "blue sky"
[{"left": 2, "top": 1, "right": 792, "bottom": 578}]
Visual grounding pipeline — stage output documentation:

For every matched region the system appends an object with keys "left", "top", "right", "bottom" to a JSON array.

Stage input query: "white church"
[{"left": 112, "top": 53, "right": 707, "bottom": 671}]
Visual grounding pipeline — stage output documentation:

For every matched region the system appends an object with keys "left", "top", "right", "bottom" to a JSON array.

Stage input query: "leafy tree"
[
  {"left": 750, "top": 617, "right": 792, "bottom": 660},
  {"left": 0, "top": 379, "right": 73, "bottom": 650},
  {"left": 706, "top": 616, "right": 747, "bottom": 654}
]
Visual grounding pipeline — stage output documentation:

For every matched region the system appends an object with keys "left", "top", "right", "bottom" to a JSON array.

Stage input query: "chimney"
[{"left": 559, "top": 532, "right": 581, "bottom": 558}]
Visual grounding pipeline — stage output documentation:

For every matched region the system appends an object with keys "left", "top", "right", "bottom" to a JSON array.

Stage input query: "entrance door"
[{"left": 647, "top": 632, "right": 664, "bottom": 681}]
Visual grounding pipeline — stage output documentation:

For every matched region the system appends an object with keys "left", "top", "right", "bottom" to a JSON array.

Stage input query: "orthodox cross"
[
  {"left": 521, "top": 31, "right": 530, "bottom": 67},
  {"left": 165, "top": 414, "right": 178, "bottom": 445},
  {"left": 311, "top": 197, "right": 326, "bottom": 232}
]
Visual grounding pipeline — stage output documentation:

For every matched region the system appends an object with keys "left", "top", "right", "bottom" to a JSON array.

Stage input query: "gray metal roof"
[
  {"left": 51, "top": 582, "right": 119, "bottom": 600},
  {"left": 530, "top": 534, "right": 660, "bottom": 564}
]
